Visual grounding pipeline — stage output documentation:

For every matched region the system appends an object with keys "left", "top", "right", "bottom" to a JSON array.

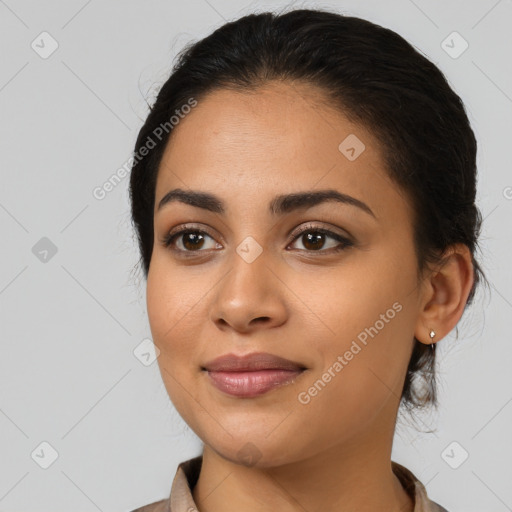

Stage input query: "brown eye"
[
  {"left": 163, "top": 228, "right": 219, "bottom": 253},
  {"left": 301, "top": 232, "right": 327, "bottom": 251},
  {"left": 289, "top": 224, "right": 354, "bottom": 253},
  {"left": 181, "top": 232, "right": 206, "bottom": 251}
]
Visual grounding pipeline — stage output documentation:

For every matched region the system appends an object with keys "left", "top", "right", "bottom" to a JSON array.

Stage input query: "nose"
[{"left": 209, "top": 249, "right": 288, "bottom": 334}]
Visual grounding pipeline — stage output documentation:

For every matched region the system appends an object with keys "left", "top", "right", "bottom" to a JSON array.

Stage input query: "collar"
[{"left": 133, "top": 455, "right": 449, "bottom": 512}]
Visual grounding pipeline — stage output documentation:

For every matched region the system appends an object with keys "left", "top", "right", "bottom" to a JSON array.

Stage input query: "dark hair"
[{"left": 129, "top": 7, "right": 487, "bottom": 411}]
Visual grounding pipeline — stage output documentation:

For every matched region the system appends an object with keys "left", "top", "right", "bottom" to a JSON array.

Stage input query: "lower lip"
[{"left": 205, "top": 369, "right": 304, "bottom": 398}]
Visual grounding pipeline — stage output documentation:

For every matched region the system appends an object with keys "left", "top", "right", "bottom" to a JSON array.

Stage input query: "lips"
[
  {"left": 202, "top": 352, "right": 307, "bottom": 398},
  {"left": 202, "top": 352, "right": 306, "bottom": 372}
]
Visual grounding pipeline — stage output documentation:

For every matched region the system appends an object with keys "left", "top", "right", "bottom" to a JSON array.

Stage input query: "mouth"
[{"left": 201, "top": 352, "right": 307, "bottom": 398}]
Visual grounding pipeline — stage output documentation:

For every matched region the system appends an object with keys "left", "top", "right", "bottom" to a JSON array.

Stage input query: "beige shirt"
[{"left": 131, "top": 455, "right": 449, "bottom": 512}]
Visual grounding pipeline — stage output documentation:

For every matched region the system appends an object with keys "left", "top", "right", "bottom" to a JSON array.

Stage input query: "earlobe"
[{"left": 414, "top": 243, "right": 475, "bottom": 345}]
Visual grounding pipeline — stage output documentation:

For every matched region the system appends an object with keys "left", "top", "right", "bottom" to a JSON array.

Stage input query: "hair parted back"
[{"left": 129, "top": 7, "right": 487, "bottom": 412}]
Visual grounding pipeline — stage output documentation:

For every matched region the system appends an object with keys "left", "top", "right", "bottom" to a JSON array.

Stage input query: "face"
[{"left": 146, "top": 81, "right": 423, "bottom": 467}]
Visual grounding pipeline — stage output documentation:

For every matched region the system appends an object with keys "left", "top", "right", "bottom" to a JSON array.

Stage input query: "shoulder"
[
  {"left": 129, "top": 455, "right": 202, "bottom": 512},
  {"left": 129, "top": 497, "right": 169, "bottom": 512},
  {"left": 392, "top": 461, "right": 450, "bottom": 512},
  {"left": 430, "top": 502, "right": 450, "bottom": 512}
]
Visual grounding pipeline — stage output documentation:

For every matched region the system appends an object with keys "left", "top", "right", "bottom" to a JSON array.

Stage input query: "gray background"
[{"left": 0, "top": 0, "right": 511, "bottom": 511}]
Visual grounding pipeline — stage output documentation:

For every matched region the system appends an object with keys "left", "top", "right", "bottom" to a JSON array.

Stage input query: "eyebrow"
[{"left": 156, "top": 188, "right": 376, "bottom": 219}]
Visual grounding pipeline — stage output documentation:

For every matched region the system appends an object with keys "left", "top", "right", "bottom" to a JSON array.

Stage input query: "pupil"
[
  {"left": 184, "top": 233, "right": 204, "bottom": 250},
  {"left": 304, "top": 232, "right": 324, "bottom": 250}
]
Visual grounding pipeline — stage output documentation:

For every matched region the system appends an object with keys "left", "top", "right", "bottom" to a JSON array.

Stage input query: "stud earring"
[{"left": 429, "top": 329, "right": 436, "bottom": 350}]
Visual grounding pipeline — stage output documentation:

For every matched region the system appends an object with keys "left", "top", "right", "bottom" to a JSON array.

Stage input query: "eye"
[
  {"left": 287, "top": 223, "right": 354, "bottom": 253},
  {"left": 162, "top": 224, "right": 220, "bottom": 254}
]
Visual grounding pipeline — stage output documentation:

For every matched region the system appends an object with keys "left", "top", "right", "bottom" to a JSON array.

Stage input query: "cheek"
[
  {"left": 146, "top": 267, "right": 198, "bottom": 418},
  {"left": 146, "top": 260, "right": 199, "bottom": 377},
  {"left": 147, "top": 255, "right": 200, "bottom": 340},
  {"left": 308, "top": 253, "right": 414, "bottom": 347},
  {"left": 306, "top": 254, "right": 417, "bottom": 400},
  {"left": 146, "top": 256, "right": 218, "bottom": 389},
  {"left": 295, "top": 303, "right": 414, "bottom": 445}
]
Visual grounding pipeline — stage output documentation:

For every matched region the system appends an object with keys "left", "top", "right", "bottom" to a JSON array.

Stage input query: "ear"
[{"left": 414, "top": 243, "right": 475, "bottom": 345}]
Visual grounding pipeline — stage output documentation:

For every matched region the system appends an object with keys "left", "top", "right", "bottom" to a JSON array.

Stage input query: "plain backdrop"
[{"left": 0, "top": 1, "right": 511, "bottom": 511}]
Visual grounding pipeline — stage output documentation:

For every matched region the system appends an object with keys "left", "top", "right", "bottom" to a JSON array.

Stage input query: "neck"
[{"left": 191, "top": 422, "right": 414, "bottom": 512}]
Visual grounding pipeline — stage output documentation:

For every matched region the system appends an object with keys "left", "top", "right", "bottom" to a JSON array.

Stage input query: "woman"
[{"left": 128, "top": 8, "right": 485, "bottom": 512}]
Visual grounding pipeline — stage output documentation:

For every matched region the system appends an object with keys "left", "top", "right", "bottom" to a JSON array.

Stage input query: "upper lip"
[{"left": 202, "top": 352, "right": 306, "bottom": 372}]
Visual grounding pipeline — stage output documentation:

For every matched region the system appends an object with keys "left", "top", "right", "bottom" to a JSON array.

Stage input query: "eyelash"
[{"left": 161, "top": 223, "right": 354, "bottom": 256}]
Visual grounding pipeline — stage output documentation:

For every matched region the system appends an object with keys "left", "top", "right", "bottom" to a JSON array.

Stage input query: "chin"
[{"left": 203, "top": 431, "right": 311, "bottom": 469}]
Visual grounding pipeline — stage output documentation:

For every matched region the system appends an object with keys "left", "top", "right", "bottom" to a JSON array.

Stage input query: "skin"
[{"left": 146, "top": 80, "right": 474, "bottom": 512}]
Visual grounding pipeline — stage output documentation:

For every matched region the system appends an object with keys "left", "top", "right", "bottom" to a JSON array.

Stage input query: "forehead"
[
  {"left": 154, "top": 81, "right": 411, "bottom": 223},
  {"left": 158, "top": 81, "right": 374, "bottom": 171}
]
